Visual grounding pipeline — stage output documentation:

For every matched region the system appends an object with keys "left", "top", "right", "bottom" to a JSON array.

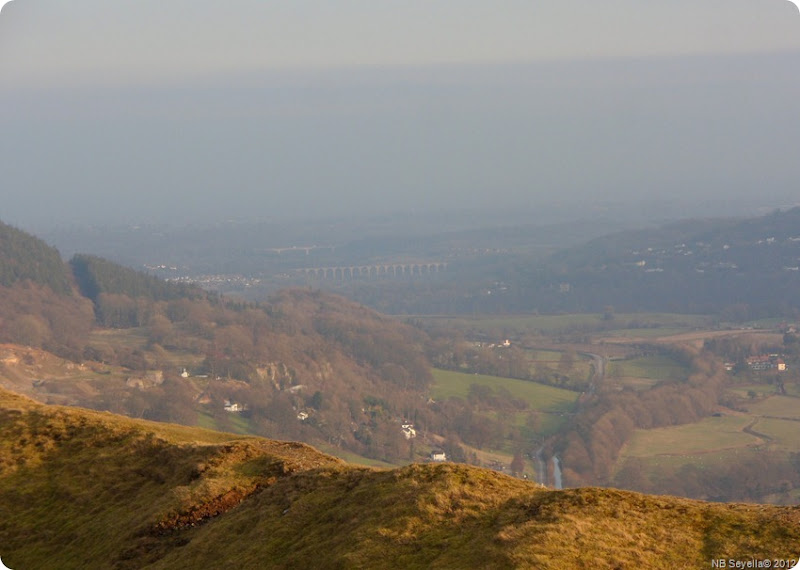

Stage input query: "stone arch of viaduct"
[{"left": 298, "top": 262, "right": 448, "bottom": 280}]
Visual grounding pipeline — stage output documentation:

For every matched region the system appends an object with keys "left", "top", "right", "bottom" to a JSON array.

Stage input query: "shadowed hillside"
[
  {"left": 0, "top": 221, "right": 73, "bottom": 294},
  {"left": 0, "top": 222, "right": 95, "bottom": 358},
  {"left": 1, "top": 388, "right": 799, "bottom": 569}
]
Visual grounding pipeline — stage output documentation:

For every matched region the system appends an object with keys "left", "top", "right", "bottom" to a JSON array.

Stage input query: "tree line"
[{"left": 552, "top": 346, "right": 727, "bottom": 487}]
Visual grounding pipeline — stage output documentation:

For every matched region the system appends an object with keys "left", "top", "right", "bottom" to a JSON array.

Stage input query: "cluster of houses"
[
  {"left": 723, "top": 355, "right": 789, "bottom": 373},
  {"left": 177, "top": 365, "right": 470, "bottom": 468},
  {"left": 400, "top": 421, "right": 447, "bottom": 462},
  {"left": 745, "top": 355, "right": 787, "bottom": 372},
  {"left": 471, "top": 339, "right": 512, "bottom": 349}
]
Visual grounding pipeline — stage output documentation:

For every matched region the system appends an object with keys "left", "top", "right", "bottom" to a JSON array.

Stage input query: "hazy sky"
[{"left": 1, "top": 1, "right": 799, "bottom": 228}]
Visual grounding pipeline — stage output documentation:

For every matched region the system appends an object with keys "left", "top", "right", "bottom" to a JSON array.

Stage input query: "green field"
[
  {"left": 751, "top": 417, "right": 800, "bottom": 450},
  {"left": 616, "top": 447, "right": 764, "bottom": 484},
  {"left": 609, "top": 354, "right": 688, "bottom": 381},
  {"left": 431, "top": 369, "right": 579, "bottom": 440},
  {"left": 412, "top": 312, "right": 712, "bottom": 336},
  {"left": 622, "top": 415, "right": 761, "bottom": 458},
  {"left": 614, "top": 396, "right": 800, "bottom": 491},
  {"left": 88, "top": 327, "right": 150, "bottom": 350},
  {"left": 431, "top": 369, "right": 578, "bottom": 413},
  {"left": 528, "top": 349, "right": 568, "bottom": 361},
  {"left": 728, "top": 383, "right": 780, "bottom": 399},
  {"left": 614, "top": 377, "right": 660, "bottom": 391},
  {"left": 416, "top": 313, "right": 603, "bottom": 335},
  {"left": 526, "top": 349, "right": 592, "bottom": 381},
  {"left": 481, "top": 409, "right": 567, "bottom": 440},
  {"left": 602, "top": 327, "right": 696, "bottom": 339},
  {"left": 197, "top": 410, "right": 254, "bottom": 435},
  {"left": 744, "top": 396, "right": 800, "bottom": 420}
]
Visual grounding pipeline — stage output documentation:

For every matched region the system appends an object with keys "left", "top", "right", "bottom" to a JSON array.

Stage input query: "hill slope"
[
  {"left": 0, "top": 222, "right": 94, "bottom": 357},
  {"left": 70, "top": 253, "right": 205, "bottom": 304},
  {"left": 511, "top": 207, "right": 800, "bottom": 316},
  {"left": 0, "top": 220, "right": 434, "bottom": 463},
  {"left": 1, "top": 389, "right": 799, "bottom": 569},
  {"left": 0, "top": 220, "right": 73, "bottom": 294}
]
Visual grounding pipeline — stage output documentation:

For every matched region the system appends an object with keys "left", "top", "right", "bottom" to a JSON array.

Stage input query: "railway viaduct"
[{"left": 297, "top": 262, "right": 447, "bottom": 280}]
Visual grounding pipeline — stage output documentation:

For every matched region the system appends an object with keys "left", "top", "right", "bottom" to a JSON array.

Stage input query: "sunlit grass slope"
[
  {"left": 2, "top": 388, "right": 800, "bottom": 569},
  {"left": 431, "top": 369, "right": 577, "bottom": 413},
  {"left": 0, "top": 388, "right": 341, "bottom": 569}
]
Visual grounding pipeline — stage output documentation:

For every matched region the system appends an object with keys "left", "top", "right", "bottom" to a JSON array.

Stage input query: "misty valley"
[
  {"left": 4, "top": 1, "right": 800, "bottom": 566},
  {"left": 3, "top": 207, "right": 800, "bottom": 567},
  {"left": 9, "top": 209, "right": 800, "bottom": 497}
]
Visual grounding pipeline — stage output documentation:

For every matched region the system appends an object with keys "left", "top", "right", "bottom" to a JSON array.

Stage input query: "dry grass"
[
  {"left": 751, "top": 417, "right": 800, "bottom": 450},
  {"left": 623, "top": 415, "right": 762, "bottom": 458},
  {"left": 3, "top": 388, "right": 800, "bottom": 569},
  {"left": 744, "top": 395, "right": 800, "bottom": 420}
]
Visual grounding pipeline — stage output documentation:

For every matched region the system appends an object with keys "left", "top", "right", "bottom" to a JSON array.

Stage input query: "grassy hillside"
[
  {"left": 0, "top": 388, "right": 341, "bottom": 569},
  {"left": 2, "top": 388, "right": 800, "bottom": 569}
]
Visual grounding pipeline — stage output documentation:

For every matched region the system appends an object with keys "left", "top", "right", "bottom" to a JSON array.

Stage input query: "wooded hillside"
[
  {"left": 0, "top": 221, "right": 434, "bottom": 463},
  {"left": 0, "top": 220, "right": 72, "bottom": 294}
]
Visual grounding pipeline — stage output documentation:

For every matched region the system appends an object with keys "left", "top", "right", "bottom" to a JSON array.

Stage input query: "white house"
[
  {"left": 430, "top": 450, "right": 447, "bottom": 462},
  {"left": 223, "top": 400, "right": 243, "bottom": 413}
]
